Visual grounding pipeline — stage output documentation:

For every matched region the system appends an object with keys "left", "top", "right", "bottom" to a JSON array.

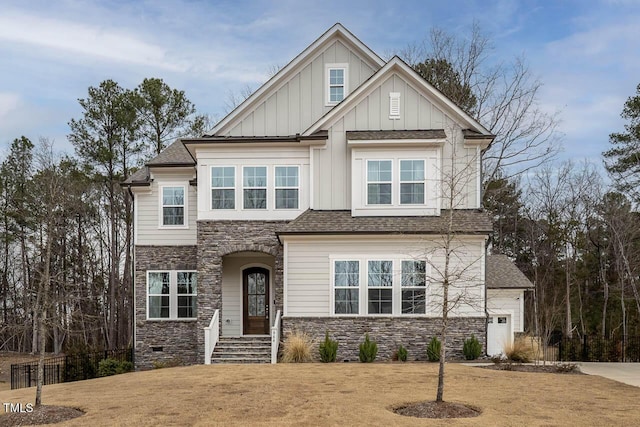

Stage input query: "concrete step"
[{"left": 210, "top": 336, "right": 272, "bottom": 364}]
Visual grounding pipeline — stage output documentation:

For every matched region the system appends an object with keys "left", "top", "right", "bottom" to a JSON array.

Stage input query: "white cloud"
[
  {"left": 0, "top": 93, "right": 21, "bottom": 119},
  {"left": 0, "top": 10, "right": 187, "bottom": 72}
]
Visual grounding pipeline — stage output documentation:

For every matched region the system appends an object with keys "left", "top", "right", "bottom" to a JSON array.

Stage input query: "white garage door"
[{"left": 487, "top": 315, "right": 511, "bottom": 356}]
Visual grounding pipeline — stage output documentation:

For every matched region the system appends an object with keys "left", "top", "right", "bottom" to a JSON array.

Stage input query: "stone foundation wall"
[
  {"left": 196, "top": 220, "right": 286, "bottom": 362},
  {"left": 283, "top": 316, "right": 486, "bottom": 361},
  {"left": 134, "top": 245, "right": 198, "bottom": 369}
]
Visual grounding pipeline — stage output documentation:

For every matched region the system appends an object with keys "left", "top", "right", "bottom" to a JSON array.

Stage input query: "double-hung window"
[
  {"left": 400, "top": 160, "right": 425, "bottom": 204},
  {"left": 328, "top": 67, "right": 346, "bottom": 103},
  {"left": 401, "top": 260, "right": 426, "bottom": 314},
  {"left": 367, "top": 260, "right": 393, "bottom": 314},
  {"left": 161, "top": 186, "right": 185, "bottom": 226},
  {"left": 243, "top": 166, "right": 267, "bottom": 209},
  {"left": 211, "top": 166, "right": 235, "bottom": 209},
  {"left": 177, "top": 272, "right": 197, "bottom": 318},
  {"left": 334, "top": 261, "right": 359, "bottom": 314},
  {"left": 367, "top": 160, "right": 392, "bottom": 205},
  {"left": 148, "top": 271, "right": 197, "bottom": 319},
  {"left": 275, "top": 166, "right": 299, "bottom": 209}
]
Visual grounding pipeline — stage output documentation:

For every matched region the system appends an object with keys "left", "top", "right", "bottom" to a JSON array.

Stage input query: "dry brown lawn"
[{"left": 0, "top": 362, "right": 639, "bottom": 426}]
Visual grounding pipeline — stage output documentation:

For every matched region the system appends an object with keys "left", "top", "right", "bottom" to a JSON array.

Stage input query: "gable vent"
[{"left": 389, "top": 92, "right": 400, "bottom": 119}]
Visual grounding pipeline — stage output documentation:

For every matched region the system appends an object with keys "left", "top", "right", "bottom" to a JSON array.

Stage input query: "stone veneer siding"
[
  {"left": 197, "top": 220, "right": 286, "bottom": 362},
  {"left": 134, "top": 245, "right": 198, "bottom": 369},
  {"left": 283, "top": 317, "right": 486, "bottom": 361}
]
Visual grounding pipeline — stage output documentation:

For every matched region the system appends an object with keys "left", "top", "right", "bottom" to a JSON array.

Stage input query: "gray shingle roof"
[
  {"left": 122, "top": 167, "right": 150, "bottom": 186},
  {"left": 486, "top": 255, "right": 534, "bottom": 289},
  {"left": 146, "top": 139, "right": 195, "bottom": 166},
  {"left": 278, "top": 209, "right": 492, "bottom": 235},
  {"left": 346, "top": 130, "right": 446, "bottom": 140}
]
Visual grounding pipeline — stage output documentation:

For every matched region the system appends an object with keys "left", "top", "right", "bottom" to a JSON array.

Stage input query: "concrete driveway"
[{"left": 579, "top": 363, "right": 640, "bottom": 387}]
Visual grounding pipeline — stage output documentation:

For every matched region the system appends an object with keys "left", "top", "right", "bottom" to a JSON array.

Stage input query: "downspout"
[{"left": 127, "top": 185, "right": 136, "bottom": 368}]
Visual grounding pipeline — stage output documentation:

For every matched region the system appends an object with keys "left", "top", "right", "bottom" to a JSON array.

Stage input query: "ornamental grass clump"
[
  {"left": 319, "top": 331, "right": 338, "bottom": 363},
  {"left": 282, "top": 331, "right": 314, "bottom": 363},
  {"left": 504, "top": 337, "right": 533, "bottom": 363},
  {"left": 463, "top": 335, "right": 483, "bottom": 360},
  {"left": 358, "top": 333, "right": 378, "bottom": 363},
  {"left": 427, "top": 336, "right": 441, "bottom": 362}
]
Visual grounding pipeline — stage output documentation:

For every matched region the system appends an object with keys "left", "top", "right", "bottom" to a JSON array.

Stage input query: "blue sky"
[{"left": 1, "top": 0, "right": 639, "bottom": 166}]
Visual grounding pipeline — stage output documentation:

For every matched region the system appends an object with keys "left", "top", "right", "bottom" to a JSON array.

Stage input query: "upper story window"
[
  {"left": 211, "top": 166, "right": 235, "bottom": 210},
  {"left": 161, "top": 186, "right": 185, "bottom": 227},
  {"left": 326, "top": 64, "right": 348, "bottom": 105},
  {"left": 148, "top": 271, "right": 197, "bottom": 320},
  {"left": 275, "top": 166, "right": 299, "bottom": 209},
  {"left": 400, "top": 160, "right": 425, "bottom": 204},
  {"left": 243, "top": 166, "right": 267, "bottom": 209},
  {"left": 367, "top": 160, "right": 392, "bottom": 205}
]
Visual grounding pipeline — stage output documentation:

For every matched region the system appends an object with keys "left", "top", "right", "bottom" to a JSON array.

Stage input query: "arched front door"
[{"left": 243, "top": 267, "right": 270, "bottom": 335}]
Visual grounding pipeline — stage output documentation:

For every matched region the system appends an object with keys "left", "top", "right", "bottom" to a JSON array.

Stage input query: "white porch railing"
[
  {"left": 271, "top": 310, "right": 281, "bottom": 364},
  {"left": 204, "top": 309, "right": 220, "bottom": 365}
]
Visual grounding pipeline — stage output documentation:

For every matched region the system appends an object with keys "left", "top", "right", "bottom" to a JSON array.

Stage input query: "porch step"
[{"left": 211, "top": 337, "right": 271, "bottom": 364}]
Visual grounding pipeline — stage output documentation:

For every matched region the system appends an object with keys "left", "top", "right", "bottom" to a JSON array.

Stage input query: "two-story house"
[{"left": 123, "top": 24, "right": 531, "bottom": 368}]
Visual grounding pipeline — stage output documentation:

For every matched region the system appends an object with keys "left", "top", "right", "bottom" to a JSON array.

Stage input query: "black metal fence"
[
  {"left": 538, "top": 335, "right": 640, "bottom": 362},
  {"left": 11, "top": 348, "right": 133, "bottom": 390}
]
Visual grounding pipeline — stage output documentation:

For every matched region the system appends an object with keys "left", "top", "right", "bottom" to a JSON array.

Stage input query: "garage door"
[{"left": 487, "top": 315, "right": 511, "bottom": 356}]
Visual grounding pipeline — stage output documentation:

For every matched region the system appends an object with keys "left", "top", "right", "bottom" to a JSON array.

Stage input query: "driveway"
[{"left": 579, "top": 363, "right": 640, "bottom": 387}]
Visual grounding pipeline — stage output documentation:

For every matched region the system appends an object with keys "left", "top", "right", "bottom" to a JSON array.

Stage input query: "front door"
[{"left": 243, "top": 267, "right": 270, "bottom": 335}]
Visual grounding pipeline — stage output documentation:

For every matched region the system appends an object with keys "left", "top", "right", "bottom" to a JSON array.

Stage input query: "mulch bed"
[
  {"left": 393, "top": 401, "right": 481, "bottom": 418},
  {"left": 480, "top": 363, "right": 584, "bottom": 374},
  {"left": 1, "top": 405, "right": 85, "bottom": 426}
]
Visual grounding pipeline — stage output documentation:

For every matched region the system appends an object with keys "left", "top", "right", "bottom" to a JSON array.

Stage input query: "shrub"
[
  {"left": 555, "top": 362, "right": 579, "bottom": 373},
  {"left": 395, "top": 344, "right": 408, "bottom": 362},
  {"left": 282, "top": 331, "right": 314, "bottom": 363},
  {"left": 359, "top": 333, "right": 378, "bottom": 363},
  {"left": 504, "top": 337, "right": 533, "bottom": 363},
  {"left": 426, "top": 337, "right": 441, "bottom": 362},
  {"left": 463, "top": 335, "right": 482, "bottom": 360},
  {"left": 98, "top": 358, "right": 133, "bottom": 377},
  {"left": 319, "top": 331, "right": 338, "bottom": 363},
  {"left": 152, "top": 357, "right": 184, "bottom": 369}
]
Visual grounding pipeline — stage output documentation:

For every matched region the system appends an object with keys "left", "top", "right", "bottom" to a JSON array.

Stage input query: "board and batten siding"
[
  {"left": 284, "top": 236, "right": 486, "bottom": 318},
  {"left": 312, "top": 73, "right": 480, "bottom": 211},
  {"left": 135, "top": 169, "right": 197, "bottom": 246},
  {"left": 225, "top": 40, "right": 377, "bottom": 137},
  {"left": 487, "top": 289, "right": 525, "bottom": 332}
]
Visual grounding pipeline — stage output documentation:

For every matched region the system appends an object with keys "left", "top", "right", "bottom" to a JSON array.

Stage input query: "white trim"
[
  {"left": 365, "top": 159, "right": 393, "bottom": 206},
  {"left": 309, "top": 147, "right": 315, "bottom": 210},
  {"left": 211, "top": 165, "right": 236, "bottom": 210},
  {"left": 133, "top": 194, "right": 139, "bottom": 246},
  {"left": 146, "top": 270, "right": 198, "bottom": 321},
  {"left": 304, "top": 57, "right": 492, "bottom": 136},
  {"left": 242, "top": 165, "right": 268, "bottom": 210},
  {"left": 347, "top": 139, "right": 446, "bottom": 147},
  {"left": 274, "top": 165, "right": 300, "bottom": 210},
  {"left": 325, "top": 63, "right": 349, "bottom": 106},
  {"left": 211, "top": 23, "right": 384, "bottom": 135},
  {"left": 158, "top": 184, "right": 188, "bottom": 229},
  {"left": 283, "top": 241, "right": 289, "bottom": 316},
  {"left": 476, "top": 146, "right": 481, "bottom": 209}
]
